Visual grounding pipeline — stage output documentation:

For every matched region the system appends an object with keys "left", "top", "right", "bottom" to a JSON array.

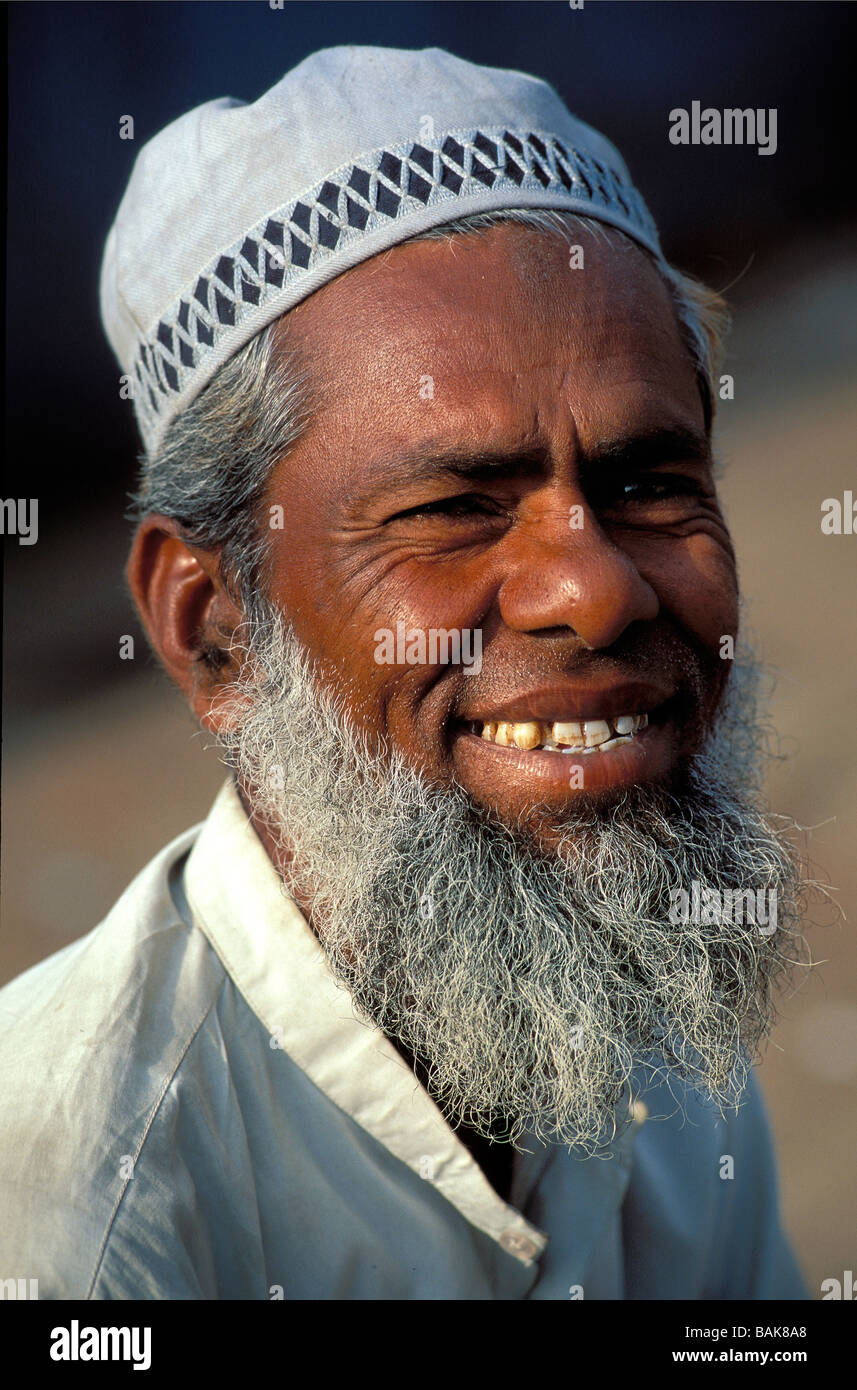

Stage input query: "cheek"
[
  {"left": 274, "top": 582, "right": 468, "bottom": 747},
  {"left": 334, "top": 563, "right": 492, "bottom": 750},
  {"left": 636, "top": 533, "right": 739, "bottom": 650}
]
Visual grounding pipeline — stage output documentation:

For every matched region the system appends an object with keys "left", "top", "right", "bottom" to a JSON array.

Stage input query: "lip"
[
  {"left": 457, "top": 678, "right": 675, "bottom": 726},
  {"left": 451, "top": 713, "right": 676, "bottom": 797}
]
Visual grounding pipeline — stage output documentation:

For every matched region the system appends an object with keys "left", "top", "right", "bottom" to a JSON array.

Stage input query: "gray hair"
[{"left": 130, "top": 209, "right": 730, "bottom": 627}]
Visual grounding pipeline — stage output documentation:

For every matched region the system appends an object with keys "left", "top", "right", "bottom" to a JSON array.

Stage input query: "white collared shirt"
[{"left": 0, "top": 778, "right": 806, "bottom": 1299}]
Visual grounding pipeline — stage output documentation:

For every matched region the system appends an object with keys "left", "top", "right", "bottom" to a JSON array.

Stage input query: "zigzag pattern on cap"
[{"left": 132, "top": 125, "right": 658, "bottom": 450}]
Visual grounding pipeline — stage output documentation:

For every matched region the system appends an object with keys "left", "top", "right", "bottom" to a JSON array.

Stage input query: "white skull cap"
[{"left": 100, "top": 44, "right": 661, "bottom": 457}]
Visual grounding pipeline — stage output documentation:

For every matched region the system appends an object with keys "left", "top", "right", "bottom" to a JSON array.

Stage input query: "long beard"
[{"left": 213, "top": 606, "right": 808, "bottom": 1153}]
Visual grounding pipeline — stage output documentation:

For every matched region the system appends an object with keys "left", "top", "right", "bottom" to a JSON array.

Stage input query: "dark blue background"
[{"left": 6, "top": 0, "right": 856, "bottom": 505}]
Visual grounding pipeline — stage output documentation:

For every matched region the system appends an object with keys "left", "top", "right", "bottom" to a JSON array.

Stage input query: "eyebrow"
[
  {"left": 585, "top": 425, "right": 712, "bottom": 473},
  {"left": 372, "top": 426, "right": 712, "bottom": 492}
]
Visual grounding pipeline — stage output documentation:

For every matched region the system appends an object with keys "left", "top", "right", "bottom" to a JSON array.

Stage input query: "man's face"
[
  {"left": 262, "top": 223, "right": 738, "bottom": 840},
  {"left": 203, "top": 224, "right": 802, "bottom": 1148}
]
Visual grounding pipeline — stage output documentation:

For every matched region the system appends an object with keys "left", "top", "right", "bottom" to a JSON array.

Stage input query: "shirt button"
[{"left": 500, "top": 1231, "right": 539, "bottom": 1260}]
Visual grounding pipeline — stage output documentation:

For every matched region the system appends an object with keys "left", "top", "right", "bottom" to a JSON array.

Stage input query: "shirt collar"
[{"left": 183, "top": 777, "right": 554, "bottom": 1266}]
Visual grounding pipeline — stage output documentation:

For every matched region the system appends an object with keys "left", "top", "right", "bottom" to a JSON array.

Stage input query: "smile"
[
  {"left": 470, "top": 713, "right": 649, "bottom": 755},
  {"left": 450, "top": 683, "right": 681, "bottom": 803}
]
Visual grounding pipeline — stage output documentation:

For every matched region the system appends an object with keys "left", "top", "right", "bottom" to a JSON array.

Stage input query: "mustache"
[{"left": 447, "top": 623, "right": 715, "bottom": 711}]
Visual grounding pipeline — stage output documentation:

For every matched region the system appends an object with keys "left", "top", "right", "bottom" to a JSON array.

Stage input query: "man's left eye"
[{"left": 595, "top": 473, "right": 708, "bottom": 505}]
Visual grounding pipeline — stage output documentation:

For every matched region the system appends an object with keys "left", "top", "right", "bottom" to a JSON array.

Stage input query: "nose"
[{"left": 497, "top": 498, "right": 659, "bottom": 649}]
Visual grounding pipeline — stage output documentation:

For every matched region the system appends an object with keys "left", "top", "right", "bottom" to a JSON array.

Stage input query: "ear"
[{"left": 125, "top": 515, "right": 248, "bottom": 732}]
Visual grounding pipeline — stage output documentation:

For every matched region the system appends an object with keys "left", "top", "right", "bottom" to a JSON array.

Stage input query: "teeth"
[
  {"left": 511, "top": 721, "right": 542, "bottom": 750},
  {"left": 473, "top": 711, "right": 651, "bottom": 750},
  {"left": 599, "top": 735, "right": 633, "bottom": 752},
  {"left": 584, "top": 719, "right": 612, "bottom": 748},
  {"left": 553, "top": 721, "right": 584, "bottom": 747}
]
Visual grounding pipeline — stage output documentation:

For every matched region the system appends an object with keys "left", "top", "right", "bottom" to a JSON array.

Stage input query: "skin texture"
[{"left": 127, "top": 223, "right": 739, "bottom": 855}]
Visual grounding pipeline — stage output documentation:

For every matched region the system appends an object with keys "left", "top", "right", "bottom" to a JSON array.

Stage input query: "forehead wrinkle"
[
  {"left": 285, "top": 230, "right": 580, "bottom": 389},
  {"left": 279, "top": 227, "right": 701, "bottom": 502}
]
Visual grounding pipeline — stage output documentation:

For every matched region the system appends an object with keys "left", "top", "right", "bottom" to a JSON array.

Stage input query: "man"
[{"left": 0, "top": 45, "right": 808, "bottom": 1299}]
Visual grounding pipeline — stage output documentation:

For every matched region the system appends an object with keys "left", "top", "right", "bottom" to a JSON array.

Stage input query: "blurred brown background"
[{"left": 3, "top": 1, "right": 855, "bottom": 1298}]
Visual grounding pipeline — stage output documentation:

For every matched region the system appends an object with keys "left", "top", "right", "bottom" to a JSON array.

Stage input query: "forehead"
[{"left": 279, "top": 223, "right": 703, "bottom": 472}]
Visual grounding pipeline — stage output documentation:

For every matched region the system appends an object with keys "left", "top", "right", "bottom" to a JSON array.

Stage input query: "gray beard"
[{"left": 214, "top": 604, "right": 807, "bottom": 1153}]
